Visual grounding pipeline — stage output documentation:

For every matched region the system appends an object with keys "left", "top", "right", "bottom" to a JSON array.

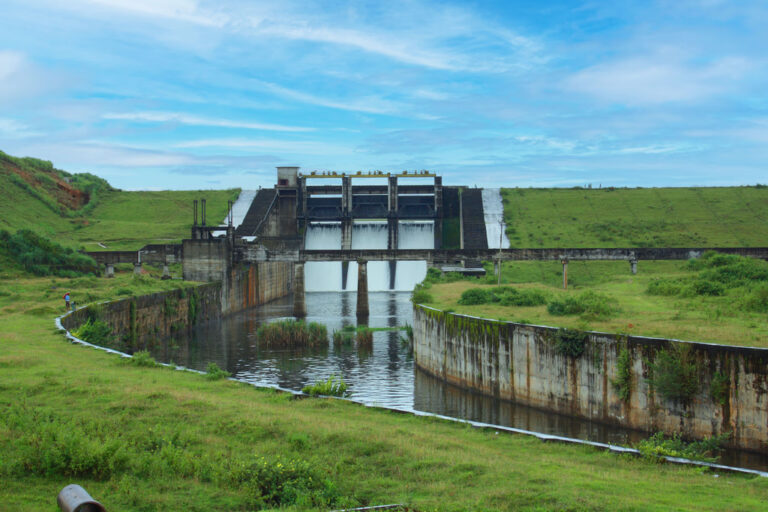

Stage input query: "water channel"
[{"left": 146, "top": 291, "right": 768, "bottom": 473}]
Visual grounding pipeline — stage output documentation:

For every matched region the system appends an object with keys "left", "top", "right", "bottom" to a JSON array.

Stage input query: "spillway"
[
  {"left": 481, "top": 188, "right": 510, "bottom": 249},
  {"left": 303, "top": 220, "right": 433, "bottom": 291},
  {"left": 220, "top": 190, "right": 257, "bottom": 228},
  {"left": 304, "top": 223, "right": 343, "bottom": 291}
]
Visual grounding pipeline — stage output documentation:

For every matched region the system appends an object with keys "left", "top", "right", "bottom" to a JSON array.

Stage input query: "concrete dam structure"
[{"left": 182, "top": 167, "right": 456, "bottom": 320}]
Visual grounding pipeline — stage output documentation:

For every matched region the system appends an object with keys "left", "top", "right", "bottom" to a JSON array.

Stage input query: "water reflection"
[{"left": 149, "top": 292, "right": 768, "bottom": 472}]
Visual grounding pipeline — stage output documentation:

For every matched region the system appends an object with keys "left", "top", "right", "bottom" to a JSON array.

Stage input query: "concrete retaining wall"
[
  {"left": 413, "top": 305, "right": 768, "bottom": 453},
  {"left": 183, "top": 239, "right": 293, "bottom": 314},
  {"left": 61, "top": 284, "right": 222, "bottom": 350}
]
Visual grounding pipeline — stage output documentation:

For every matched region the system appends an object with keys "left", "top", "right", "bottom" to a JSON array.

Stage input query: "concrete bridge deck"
[{"left": 237, "top": 246, "right": 768, "bottom": 264}]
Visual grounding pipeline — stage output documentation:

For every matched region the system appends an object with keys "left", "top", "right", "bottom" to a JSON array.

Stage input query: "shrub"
[
  {"left": 205, "top": 362, "right": 231, "bottom": 381},
  {"left": 745, "top": 283, "right": 768, "bottom": 312},
  {"left": 411, "top": 286, "right": 433, "bottom": 304},
  {"left": 458, "top": 288, "right": 493, "bottom": 305},
  {"left": 72, "top": 318, "right": 114, "bottom": 347},
  {"left": 646, "top": 279, "right": 683, "bottom": 296},
  {"left": 499, "top": 288, "right": 548, "bottom": 307},
  {"left": 226, "top": 455, "right": 344, "bottom": 508},
  {"left": 690, "top": 279, "right": 725, "bottom": 296},
  {"left": 635, "top": 432, "right": 729, "bottom": 463},
  {"left": 130, "top": 350, "right": 159, "bottom": 367},
  {"left": 552, "top": 328, "right": 588, "bottom": 358},
  {"left": 647, "top": 345, "right": 699, "bottom": 402},
  {"left": 302, "top": 375, "right": 348, "bottom": 397},
  {"left": 547, "top": 291, "right": 615, "bottom": 319},
  {"left": 256, "top": 320, "right": 328, "bottom": 348}
]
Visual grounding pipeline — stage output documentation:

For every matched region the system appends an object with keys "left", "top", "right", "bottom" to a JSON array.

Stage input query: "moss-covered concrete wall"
[
  {"left": 62, "top": 284, "right": 222, "bottom": 351},
  {"left": 413, "top": 304, "right": 768, "bottom": 453}
]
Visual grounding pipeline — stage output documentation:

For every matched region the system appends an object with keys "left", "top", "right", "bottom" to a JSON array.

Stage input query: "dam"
[{"left": 75, "top": 167, "right": 768, "bottom": 469}]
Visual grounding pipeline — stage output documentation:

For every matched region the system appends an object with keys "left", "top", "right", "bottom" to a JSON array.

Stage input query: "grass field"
[
  {"left": 2, "top": 271, "right": 768, "bottom": 510},
  {"left": 419, "top": 259, "right": 768, "bottom": 347},
  {"left": 66, "top": 189, "right": 240, "bottom": 251},
  {"left": 0, "top": 151, "right": 239, "bottom": 251},
  {"left": 501, "top": 186, "right": 768, "bottom": 247}
]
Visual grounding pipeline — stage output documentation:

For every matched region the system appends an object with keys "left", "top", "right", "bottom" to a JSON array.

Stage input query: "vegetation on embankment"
[
  {"left": 416, "top": 256, "right": 768, "bottom": 347},
  {"left": 0, "top": 149, "right": 239, "bottom": 251},
  {"left": 500, "top": 186, "right": 768, "bottom": 247},
  {"left": 2, "top": 273, "right": 768, "bottom": 510},
  {"left": 0, "top": 229, "right": 98, "bottom": 277}
]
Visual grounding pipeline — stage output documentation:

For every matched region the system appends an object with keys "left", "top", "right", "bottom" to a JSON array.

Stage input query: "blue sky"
[{"left": 1, "top": 0, "right": 767, "bottom": 190}]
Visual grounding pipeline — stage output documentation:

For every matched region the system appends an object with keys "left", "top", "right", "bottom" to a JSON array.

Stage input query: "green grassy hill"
[
  {"left": 501, "top": 186, "right": 768, "bottom": 247},
  {"left": 0, "top": 150, "right": 239, "bottom": 251}
]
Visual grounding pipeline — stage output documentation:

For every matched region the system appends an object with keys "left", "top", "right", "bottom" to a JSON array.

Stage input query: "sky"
[{"left": 1, "top": 0, "right": 767, "bottom": 190}]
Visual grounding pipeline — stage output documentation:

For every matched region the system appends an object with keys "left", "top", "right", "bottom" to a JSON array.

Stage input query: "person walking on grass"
[{"left": 63, "top": 292, "right": 71, "bottom": 311}]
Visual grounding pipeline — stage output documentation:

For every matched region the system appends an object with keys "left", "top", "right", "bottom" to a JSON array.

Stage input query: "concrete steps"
[
  {"left": 461, "top": 188, "right": 488, "bottom": 268},
  {"left": 235, "top": 188, "right": 277, "bottom": 237}
]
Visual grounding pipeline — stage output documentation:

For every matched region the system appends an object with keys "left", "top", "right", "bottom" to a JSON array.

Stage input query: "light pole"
[{"left": 497, "top": 217, "right": 503, "bottom": 286}]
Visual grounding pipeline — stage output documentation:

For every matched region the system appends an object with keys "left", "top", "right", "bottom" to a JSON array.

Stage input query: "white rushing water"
[
  {"left": 481, "top": 188, "right": 510, "bottom": 249},
  {"left": 304, "top": 220, "right": 432, "bottom": 291},
  {"left": 305, "top": 223, "right": 343, "bottom": 291},
  {"left": 220, "top": 190, "right": 257, "bottom": 228},
  {"left": 396, "top": 221, "right": 432, "bottom": 290}
]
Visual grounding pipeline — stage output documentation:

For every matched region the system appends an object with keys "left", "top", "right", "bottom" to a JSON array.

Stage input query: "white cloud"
[
  {"left": 254, "top": 22, "right": 461, "bottom": 71},
  {"left": 82, "top": 0, "right": 227, "bottom": 27},
  {"left": 174, "top": 137, "right": 354, "bottom": 156},
  {"left": 250, "top": 80, "right": 406, "bottom": 115},
  {"left": 103, "top": 111, "right": 313, "bottom": 132},
  {"left": 0, "top": 50, "right": 25, "bottom": 80},
  {"left": 566, "top": 55, "right": 751, "bottom": 105}
]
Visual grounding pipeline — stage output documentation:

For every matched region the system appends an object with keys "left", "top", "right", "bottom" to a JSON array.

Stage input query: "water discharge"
[
  {"left": 304, "top": 221, "right": 432, "bottom": 291},
  {"left": 482, "top": 188, "right": 509, "bottom": 249},
  {"left": 221, "top": 189, "right": 257, "bottom": 228}
]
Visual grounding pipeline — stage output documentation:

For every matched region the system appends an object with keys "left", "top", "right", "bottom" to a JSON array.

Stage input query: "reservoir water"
[{"left": 147, "top": 291, "right": 768, "bottom": 473}]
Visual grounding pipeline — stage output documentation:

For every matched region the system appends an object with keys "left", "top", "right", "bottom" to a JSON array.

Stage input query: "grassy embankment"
[
  {"left": 500, "top": 186, "right": 768, "bottom": 247},
  {"left": 418, "top": 257, "right": 768, "bottom": 347},
  {"left": 0, "top": 150, "right": 239, "bottom": 251},
  {"left": 413, "top": 186, "right": 768, "bottom": 347},
  {"left": 3, "top": 269, "right": 768, "bottom": 510}
]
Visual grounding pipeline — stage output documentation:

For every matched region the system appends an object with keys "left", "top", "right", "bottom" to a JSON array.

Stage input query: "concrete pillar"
[
  {"left": 104, "top": 263, "right": 115, "bottom": 278},
  {"left": 433, "top": 218, "right": 442, "bottom": 250},
  {"left": 133, "top": 262, "right": 142, "bottom": 276},
  {"left": 561, "top": 258, "right": 568, "bottom": 289},
  {"left": 300, "top": 176, "right": 307, "bottom": 218},
  {"left": 388, "top": 175, "right": 398, "bottom": 214},
  {"left": 341, "top": 218, "right": 353, "bottom": 251},
  {"left": 161, "top": 264, "right": 171, "bottom": 280},
  {"left": 341, "top": 261, "right": 349, "bottom": 290},
  {"left": 387, "top": 218, "right": 398, "bottom": 291},
  {"left": 434, "top": 176, "right": 443, "bottom": 217},
  {"left": 389, "top": 260, "right": 397, "bottom": 290},
  {"left": 630, "top": 259, "right": 638, "bottom": 275},
  {"left": 293, "top": 262, "right": 307, "bottom": 318},
  {"left": 342, "top": 175, "right": 352, "bottom": 215},
  {"left": 356, "top": 259, "right": 369, "bottom": 321},
  {"left": 387, "top": 218, "right": 398, "bottom": 250}
]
